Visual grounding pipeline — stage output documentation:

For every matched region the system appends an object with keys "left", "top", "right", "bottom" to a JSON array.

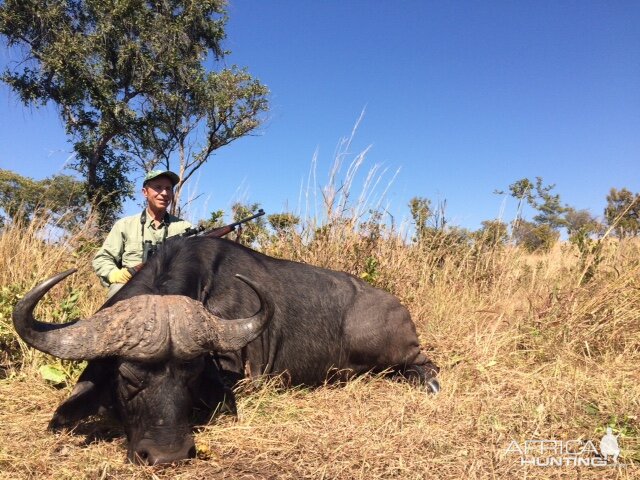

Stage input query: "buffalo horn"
[
  {"left": 13, "top": 270, "right": 274, "bottom": 361},
  {"left": 192, "top": 274, "right": 274, "bottom": 353}
]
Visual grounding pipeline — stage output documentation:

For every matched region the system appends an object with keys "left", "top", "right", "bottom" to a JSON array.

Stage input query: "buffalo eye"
[{"left": 118, "top": 364, "right": 145, "bottom": 399}]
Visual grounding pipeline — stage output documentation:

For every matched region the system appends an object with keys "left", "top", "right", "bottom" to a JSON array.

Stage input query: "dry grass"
[
  {"left": 0, "top": 214, "right": 105, "bottom": 373},
  {"left": 1, "top": 209, "right": 639, "bottom": 479}
]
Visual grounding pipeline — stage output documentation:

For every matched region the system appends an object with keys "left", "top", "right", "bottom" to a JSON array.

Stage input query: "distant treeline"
[{"left": 1, "top": 169, "right": 639, "bottom": 256}]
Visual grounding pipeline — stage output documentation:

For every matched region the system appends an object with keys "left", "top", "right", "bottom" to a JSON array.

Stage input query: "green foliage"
[
  {"left": 268, "top": 213, "right": 300, "bottom": 236},
  {"left": 52, "top": 289, "right": 82, "bottom": 323},
  {"left": 564, "top": 208, "right": 604, "bottom": 283},
  {"left": 137, "top": 65, "right": 269, "bottom": 215},
  {"left": 565, "top": 208, "right": 601, "bottom": 238},
  {"left": 0, "top": 0, "right": 268, "bottom": 228},
  {"left": 360, "top": 256, "right": 380, "bottom": 285},
  {"left": 39, "top": 363, "right": 67, "bottom": 385},
  {"left": 0, "top": 169, "right": 88, "bottom": 230},
  {"left": 602, "top": 415, "right": 640, "bottom": 439},
  {"left": 495, "top": 178, "right": 534, "bottom": 228},
  {"left": 563, "top": 209, "right": 604, "bottom": 285},
  {"left": 1, "top": 280, "right": 85, "bottom": 382},
  {"left": 573, "top": 236, "right": 604, "bottom": 285},
  {"left": 499, "top": 177, "right": 569, "bottom": 243},
  {"left": 409, "top": 196, "right": 431, "bottom": 243},
  {"left": 357, "top": 210, "right": 390, "bottom": 249},
  {"left": 605, "top": 187, "right": 640, "bottom": 238},
  {"left": 71, "top": 235, "right": 102, "bottom": 259},
  {"left": 232, "top": 202, "right": 267, "bottom": 245},
  {"left": 38, "top": 358, "right": 86, "bottom": 386},
  {"left": 75, "top": 148, "right": 133, "bottom": 229},
  {"left": 512, "top": 220, "right": 559, "bottom": 253},
  {"left": 475, "top": 220, "right": 508, "bottom": 248},
  {"left": 508, "top": 178, "right": 535, "bottom": 203},
  {"left": 529, "top": 177, "right": 568, "bottom": 229},
  {"left": 0, "top": 283, "right": 24, "bottom": 373},
  {"left": 198, "top": 209, "right": 225, "bottom": 230},
  {"left": 415, "top": 226, "right": 472, "bottom": 275},
  {"left": 408, "top": 195, "right": 471, "bottom": 266}
]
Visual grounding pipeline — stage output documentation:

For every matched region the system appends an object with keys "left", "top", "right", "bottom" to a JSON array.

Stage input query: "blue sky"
[{"left": 1, "top": 1, "right": 639, "bottom": 231}]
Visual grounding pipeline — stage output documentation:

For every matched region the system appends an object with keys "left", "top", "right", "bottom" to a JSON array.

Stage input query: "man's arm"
[{"left": 92, "top": 220, "right": 126, "bottom": 285}]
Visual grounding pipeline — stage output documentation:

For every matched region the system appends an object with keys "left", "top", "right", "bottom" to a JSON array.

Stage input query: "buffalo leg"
[{"left": 49, "top": 360, "right": 114, "bottom": 431}]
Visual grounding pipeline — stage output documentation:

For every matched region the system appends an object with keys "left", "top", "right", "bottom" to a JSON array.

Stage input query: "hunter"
[{"left": 93, "top": 170, "right": 192, "bottom": 298}]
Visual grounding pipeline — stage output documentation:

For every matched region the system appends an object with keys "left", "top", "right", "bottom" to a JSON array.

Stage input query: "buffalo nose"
[{"left": 132, "top": 439, "right": 196, "bottom": 465}]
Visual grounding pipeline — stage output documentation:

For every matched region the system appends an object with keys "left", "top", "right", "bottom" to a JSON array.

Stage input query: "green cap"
[{"left": 143, "top": 170, "right": 180, "bottom": 186}]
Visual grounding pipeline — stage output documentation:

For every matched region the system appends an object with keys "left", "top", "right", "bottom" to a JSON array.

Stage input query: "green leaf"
[
  {"left": 39, "top": 364, "right": 67, "bottom": 384},
  {"left": 585, "top": 402, "right": 600, "bottom": 416}
]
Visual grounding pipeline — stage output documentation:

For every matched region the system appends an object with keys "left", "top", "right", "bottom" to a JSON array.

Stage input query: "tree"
[
  {"left": 529, "top": 177, "right": 567, "bottom": 229},
  {"left": 498, "top": 176, "right": 567, "bottom": 249},
  {"left": 199, "top": 209, "right": 225, "bottom": 230},
  {"left": 0, "top": 0, "right": 268, "bottom": 228},
  {"left": 0, "top": 168, "right": 87, "bottom": 230},
  {"left": 565, "top": 208, "right": 600, "bottom": 238},
  {"left": 507, "top": 178, "right": 535, "bottom": 229},
  {"left": 475, "top": 220, "right": 508, "bottom": 248},
  {"left": 409, "top": 196, "right": 431, "bottom": 243},
  {"left": 512, "top": 220, "right": 559, "bottom": 253},
  {"left": 498, "top": 177, "right": 567, "bottom": 229},
  {"left": 129, "top": 66, "right": 269, "bottom": 216},
  {"left": 231, "top": 202, "right": 267, "bottom": 245},
  {"left": 604, "top": 188, "right": 640, "bottom": 238},
  {"left": 268, "top": 213, "right": 300, "bottom": 237}
]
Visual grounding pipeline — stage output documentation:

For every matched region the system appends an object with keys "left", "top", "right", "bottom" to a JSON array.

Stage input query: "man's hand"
[{"left": 108, "top": 267, "right": 133, "bottom": 285}]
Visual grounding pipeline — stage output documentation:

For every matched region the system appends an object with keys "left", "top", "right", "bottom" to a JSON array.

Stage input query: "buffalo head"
[{"left": 12, "top": 269, "right": 273, "bottom": 464}]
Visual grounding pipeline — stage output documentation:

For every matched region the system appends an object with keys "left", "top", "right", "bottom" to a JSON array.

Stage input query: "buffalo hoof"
[
  {"left": 48, "top": 415, "right": 68, "bottom": 433},
  {"left": 426, "top": 378, "right": 440, "bottom": 394}
]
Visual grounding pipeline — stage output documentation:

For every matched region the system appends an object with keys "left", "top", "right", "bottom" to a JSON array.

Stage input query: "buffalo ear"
[
  {"left": 192, "top": 356, "right": 237, "bottom": 424},
  {"left": 48, "top": 360, "right": 114, "bottom": 431}
]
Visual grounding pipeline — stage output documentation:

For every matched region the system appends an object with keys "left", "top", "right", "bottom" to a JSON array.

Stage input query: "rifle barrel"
[
  {"left": 204, "top": 209, "right": 265, "bottom": 238},
  {"left": 228, "top": 209, "right": 265, "bottom": 228}
]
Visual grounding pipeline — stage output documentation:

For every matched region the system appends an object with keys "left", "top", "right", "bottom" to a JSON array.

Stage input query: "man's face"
[{"left": 143, "top": 177, "right": 174, "bottom": 212}]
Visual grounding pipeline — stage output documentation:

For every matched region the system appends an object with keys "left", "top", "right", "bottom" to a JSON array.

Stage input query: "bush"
[{"left": 513, "top": 220, "right": 559, "bottom": 252}]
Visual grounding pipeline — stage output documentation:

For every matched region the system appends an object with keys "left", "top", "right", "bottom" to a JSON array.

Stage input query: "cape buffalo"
[{"left": 13, "top": 237, "right": 439, "bottom": 465}]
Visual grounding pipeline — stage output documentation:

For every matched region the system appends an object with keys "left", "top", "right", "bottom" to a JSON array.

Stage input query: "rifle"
[
  {"left": 127, "top": 209, "right": 266, "bottom": 276},
  {"left": 182, "top": 208, "right": 266, "bottom": 239}
]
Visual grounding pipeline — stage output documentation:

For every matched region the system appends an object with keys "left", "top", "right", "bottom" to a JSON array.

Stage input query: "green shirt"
[{"left": 93, "top": 211, "right": 192, "bottom": 285}]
